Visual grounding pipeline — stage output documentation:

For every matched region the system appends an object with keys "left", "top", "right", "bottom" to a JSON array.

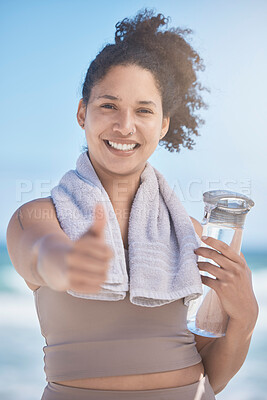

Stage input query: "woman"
[{"left": 6, "top": 8, "right": 258, "bottom": 400}]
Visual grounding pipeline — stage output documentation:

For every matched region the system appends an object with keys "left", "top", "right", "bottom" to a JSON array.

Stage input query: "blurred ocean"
[{"left": 0, "top": 242, "right": 266, "bottom": 400}]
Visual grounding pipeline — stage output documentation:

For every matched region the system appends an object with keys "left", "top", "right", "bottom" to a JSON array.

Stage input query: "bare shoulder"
[
  {"left": 13, "top": 196, "right": 59, "bottom": 228},
  {"left": 189, "top": 216, "right": 203, "bottom": 239},
  {"left": 7, "top": 196, "right": 59, "bottom": 236}
]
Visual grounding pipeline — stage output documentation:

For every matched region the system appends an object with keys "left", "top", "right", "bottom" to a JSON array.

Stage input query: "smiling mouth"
[{"left": 103, "top": 140, "right": 141, "bottom": 151}]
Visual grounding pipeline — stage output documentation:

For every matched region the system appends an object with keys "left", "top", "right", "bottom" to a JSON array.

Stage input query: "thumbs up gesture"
[
  {"left": 37, "top": 203, "right": 114, "bottom": 293},
  {"left": 67, "top": 203, "right": 114, "bottom": 293}
]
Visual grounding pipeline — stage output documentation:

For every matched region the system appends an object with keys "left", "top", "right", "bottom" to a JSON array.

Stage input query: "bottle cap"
[{"left": 202, "top": 190, "right": 254, "bottom": 227}]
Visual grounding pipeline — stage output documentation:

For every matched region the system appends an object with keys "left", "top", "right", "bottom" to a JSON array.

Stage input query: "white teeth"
[{"left": 107, "top": 140, "right": 137, "bottom": 151}]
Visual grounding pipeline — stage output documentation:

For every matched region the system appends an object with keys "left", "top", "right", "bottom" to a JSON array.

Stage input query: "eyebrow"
[{"left": 96, "top": 95, "right": 157, "bottom": 108}]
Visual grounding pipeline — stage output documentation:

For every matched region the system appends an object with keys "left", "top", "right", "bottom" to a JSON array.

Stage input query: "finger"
[
  {"left": 198, "top": 261, "right": 224, "bottom": 279},
  {"left": 195, "top": 247, "right": 233, "bottom": 270},
  {"left": 80, "top": 203, "right": 107, "bottom": 241},
  {"left": 69, "top": 280, "right": 103, "bottom": 294},
  {"left": 200, "top": 236, "right": 241, "bottom": 263},
  {"left": 73, "top": 236, "right": 114, "bottom": 259},
  {"left": 68, "top": 268, "right": 107, "bottom": 284},
  {"left": 67, "top": 252, "right": 110, "bottom": 274},
  {"left": 201, "top": 274, "right": 218, "bottom": 290},
  {"left": 90, "top": 203, "right": 107, "bottom": 240}
]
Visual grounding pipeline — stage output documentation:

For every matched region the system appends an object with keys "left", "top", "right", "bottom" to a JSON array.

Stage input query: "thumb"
[{"left": 89, "top": 203, "right": 107, "bottom": 240}]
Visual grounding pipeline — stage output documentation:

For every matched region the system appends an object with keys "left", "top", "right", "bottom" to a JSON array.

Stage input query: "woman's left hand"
[{"left": 194, "top": 236, "right": 259, "bottom": 329}]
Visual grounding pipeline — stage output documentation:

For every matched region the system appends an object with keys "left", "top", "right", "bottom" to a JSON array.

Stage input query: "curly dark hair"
[{"left": 81, "top": 7, "right": 208, "bottom": 153}]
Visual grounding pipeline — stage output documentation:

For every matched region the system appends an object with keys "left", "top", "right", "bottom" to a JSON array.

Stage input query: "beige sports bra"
[{"left": 33, "top": 248, "right": 201, "bottom": 382}]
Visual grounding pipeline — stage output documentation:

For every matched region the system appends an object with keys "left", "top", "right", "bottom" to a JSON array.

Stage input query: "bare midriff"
[{"left": 55, "top": 361, "right": 204, "bottom": 390}]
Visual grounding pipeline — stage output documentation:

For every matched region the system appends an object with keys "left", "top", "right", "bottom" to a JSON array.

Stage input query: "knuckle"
[
  {"left": 226, "top": 271, "right": 234, "bottom": 281},
  {"left": 215, "top": 253, "right": 223, "bottom": 265},
  {"left": 220, "top": 241, "right": 228, "bottom": 251},
  {"left": 232, "top": 264, "right": 242, "bottom": 277},
  {"left": 220, "top": 281, "right": 228, "bottom": 290}
]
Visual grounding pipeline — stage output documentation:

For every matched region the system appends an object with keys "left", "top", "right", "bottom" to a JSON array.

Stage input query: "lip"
[{"left": 103, "top": 140, "right": 140, "bottom": 156}]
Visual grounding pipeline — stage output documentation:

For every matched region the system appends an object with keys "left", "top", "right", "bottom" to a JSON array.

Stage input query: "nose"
[{"left": 112, "top": 109, "right": 135, "bottom": 136}]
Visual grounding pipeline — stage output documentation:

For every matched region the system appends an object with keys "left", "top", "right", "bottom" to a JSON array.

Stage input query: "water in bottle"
[{"left": 187, "top": 190, "right": 254, "bottom": 337}]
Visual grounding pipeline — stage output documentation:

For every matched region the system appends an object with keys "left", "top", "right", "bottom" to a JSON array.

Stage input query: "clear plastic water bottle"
[{"left": 187, "top": 190, "right": 255, "bottom": 337}]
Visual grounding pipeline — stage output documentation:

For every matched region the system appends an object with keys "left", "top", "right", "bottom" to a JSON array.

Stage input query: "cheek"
[
  {"left": 97, "top": 112, "right": 117, "bottom": 128},
  {"left": 139, "top": 117, "right": 160, "bottom": 133},
  {"left": 86, "top": 112, "right": 99, "bottom": 126},
  {"left": 85, "top": 114, "right": 107, "bottom": 135},
  {"left": 146, "top": 120, "right": 163, "bottom": 139}
]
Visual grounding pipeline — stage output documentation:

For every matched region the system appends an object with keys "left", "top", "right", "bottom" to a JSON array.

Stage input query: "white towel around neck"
[{"left": 50, "top": 151, "right": 202, "bottom": 307}]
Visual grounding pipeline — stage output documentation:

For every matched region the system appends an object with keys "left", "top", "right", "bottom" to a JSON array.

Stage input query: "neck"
[
  {"left": 88, "top": 152, "right": 143, "bottom": 213},
  {"left": 104, "top": 173, "right": 141, "bottom": 213}
]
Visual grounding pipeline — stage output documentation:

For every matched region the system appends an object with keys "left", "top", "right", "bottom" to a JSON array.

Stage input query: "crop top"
[{"left": 33, "top": 248, "right": 202, "bottom": 382}]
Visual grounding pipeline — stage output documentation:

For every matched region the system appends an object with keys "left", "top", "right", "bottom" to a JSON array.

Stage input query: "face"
[{"left": 77, "top": 64, "right": 170, "bottom": 181}]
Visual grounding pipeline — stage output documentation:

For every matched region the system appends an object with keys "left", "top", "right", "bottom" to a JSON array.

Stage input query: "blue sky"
[{"left": 1, "top": 0, "right": 266, "bottom": 250}]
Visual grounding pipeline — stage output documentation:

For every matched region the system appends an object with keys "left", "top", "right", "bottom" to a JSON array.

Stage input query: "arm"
[
  {"left": 6, "top": 197, "right": 72, "bottom": 289},
  {"left": 190, "top": 219, "right": 258, "bottom": 394},
  {"left": 197, "top": 315, "right": 256, "bottom": 394},
  {"left": 6, "top": 198, "right": 114, "bottom": 293}
]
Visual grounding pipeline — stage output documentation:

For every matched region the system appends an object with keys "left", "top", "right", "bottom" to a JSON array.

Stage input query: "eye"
[
  {"left": 101, "top": 104, "right": 116, "bottom": 110},
  {"left": 138, "top": 109, "right": 153, "bottom": 114}
]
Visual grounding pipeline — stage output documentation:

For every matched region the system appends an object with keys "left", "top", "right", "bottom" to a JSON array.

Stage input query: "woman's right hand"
[{"left": 37, "top": 203, "right": 114, "bottom": 293}]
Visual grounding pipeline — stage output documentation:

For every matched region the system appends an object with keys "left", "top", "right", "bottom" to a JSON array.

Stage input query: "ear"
[
  {"left": 77, "top": 99, "right": 86, "bottom": 128},
  {"left": 160, "top": 115, "right": 170, "bottom": 139}
]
